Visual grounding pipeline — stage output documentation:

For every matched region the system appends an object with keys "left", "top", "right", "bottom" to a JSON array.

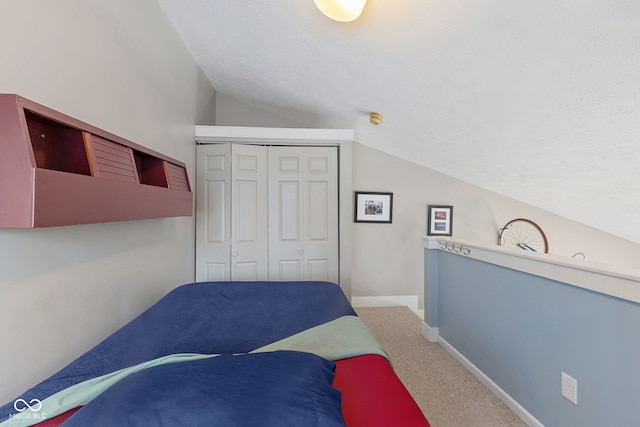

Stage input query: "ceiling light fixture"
[{"left": 314, "top": 0, "right": 367, "bottom": 22}]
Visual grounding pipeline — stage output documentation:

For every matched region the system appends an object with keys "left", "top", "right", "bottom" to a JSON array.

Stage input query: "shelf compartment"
[
  {"left": 25, "top": 111, "right": 91, "bottom": 176},
  {"left": 133, "top": 151, "right": 169, "bottom": 188}
]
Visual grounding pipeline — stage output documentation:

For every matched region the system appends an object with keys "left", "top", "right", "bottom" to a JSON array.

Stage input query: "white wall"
[
  {"left": 0, "top": 1, "right": 215, "bottom": 404},
  {"left": 352, "top": 143, "right": 640, "bottom": 303},
  {"left": 215, "top": 93, "right": 310, "bottom": 128}
]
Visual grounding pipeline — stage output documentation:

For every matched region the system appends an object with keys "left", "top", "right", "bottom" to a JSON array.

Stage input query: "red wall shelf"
[{"left": 0, "top": 94, "right": 192, "bottom": 227}]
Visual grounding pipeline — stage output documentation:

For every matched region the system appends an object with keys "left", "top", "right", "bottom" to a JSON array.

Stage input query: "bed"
[{"left": 0, "top": 281, "right": 430, "bottom": 427}]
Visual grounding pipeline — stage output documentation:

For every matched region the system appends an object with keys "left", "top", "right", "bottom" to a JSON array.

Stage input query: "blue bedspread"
[
  {"left": 62, "top": 351, "right": 345, "bottom": 427},
  {"left": 0, "top": 281, "right": 356, "bottom": 425}
]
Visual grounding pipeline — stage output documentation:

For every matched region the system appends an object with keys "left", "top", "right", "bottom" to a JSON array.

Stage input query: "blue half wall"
[{"left": 424, "top": 240, "right": 640, "bottom": 427}]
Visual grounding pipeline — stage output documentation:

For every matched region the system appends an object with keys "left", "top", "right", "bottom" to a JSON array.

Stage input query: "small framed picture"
[
  {"left": 354, "top": 192, "right": 393, "bottom": 223},
  {"left": 427, "top": 205, "right": 453, "bottom": 236}
]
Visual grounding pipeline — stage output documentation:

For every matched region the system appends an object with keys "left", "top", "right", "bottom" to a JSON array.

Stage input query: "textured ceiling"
[{"left": 158, "top": 0, "right": 640, "bottom": 244}]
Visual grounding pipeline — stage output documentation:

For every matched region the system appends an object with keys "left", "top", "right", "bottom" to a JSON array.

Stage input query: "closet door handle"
[
  {"left": 298, "top": 249, "right": 304, "bottom": 255},
  {"left": 232, "top": 250, "right": 239, "bottom": 257}
]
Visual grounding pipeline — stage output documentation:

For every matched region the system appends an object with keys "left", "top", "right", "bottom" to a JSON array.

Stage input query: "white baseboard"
[
  {"left": 351, "top": 295, "right": 422, "bottom": 319},
  {"left": 351, "top": 295, "right": 419, "bottom": 310},
  {"left": 420, "top": 321, "right": 439, "bottom": 343},
  {"left": 438, "top": 337, "right": 544, "bottom": 427}
]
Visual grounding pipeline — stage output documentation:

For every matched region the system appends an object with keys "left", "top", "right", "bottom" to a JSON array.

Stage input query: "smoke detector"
[{"left": 369, "top": 112, "right": 383, "bottom": 125}]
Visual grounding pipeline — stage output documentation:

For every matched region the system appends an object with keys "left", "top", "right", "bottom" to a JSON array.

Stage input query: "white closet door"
[
  {"left": 268, "top": 146, "right": 339, "bottom": 283},
  {"left": 195, "top": 143, "right": 231, "bottom": 281},
  {"left": 230, "top": 144, "right": 269, "bottom": 280},
  {"left": 195, "top": 144, "right": 269, "bottom": 281}
]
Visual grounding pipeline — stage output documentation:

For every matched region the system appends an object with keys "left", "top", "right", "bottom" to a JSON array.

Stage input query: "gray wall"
[{"left": 0, "top": 0, "right": 216, "bottom": 405}]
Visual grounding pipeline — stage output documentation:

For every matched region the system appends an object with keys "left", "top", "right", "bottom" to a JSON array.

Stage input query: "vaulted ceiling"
[{"left": 158, "top": 0, "right": 640, "bottom": 244}]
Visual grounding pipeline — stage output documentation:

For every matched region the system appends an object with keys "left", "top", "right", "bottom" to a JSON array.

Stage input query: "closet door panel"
[
  {"left": 308, "top": 259, "right": 329, "bottom": 281},
  {"left": 206, "top": 180, "right": 226, "bottom": 243},
  {"left": 235, "top": 180, "right": 258, "bottom": 242},
  {"left": 269, "top": 150, "right": 303, "bottom": 281},
  {"left": 231, "top": 144, "right": 269, "bottom": 280},
  {"left": 302, "top": 149, "right": 339, "bottom": 283},
  {"left": 308, "top": 181, "right": 329, "bottom": 241},
  {"left": 196, "top": 144, "right": 231, "bottom": 281},
  {"left": 234, "top": 261, "right": 260, "bottom": 281},
  {"left": 277, "top": 259, "right": 302, "bottom": 281},
  {"left": 269, "top": 146, "right": 338, "bottom": 283},
  {"left": 206, "top": 262, "right": 227, "bottom": 282},
  {"left": 278, "top": 181, "right": 301, "bottom": 241}
]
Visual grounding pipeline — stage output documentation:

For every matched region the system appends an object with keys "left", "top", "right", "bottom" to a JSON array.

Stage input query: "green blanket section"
[
  {"left": 251, "top": 313, "right": 390, "bottom": 361},
  {"left": 2, "top": 315, "right": 389, "bottom": 427}
]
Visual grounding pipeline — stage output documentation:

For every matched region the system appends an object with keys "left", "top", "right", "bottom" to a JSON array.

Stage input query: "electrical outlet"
[{"left": 562, "top": 372, "right": 578, "bottom": 405}]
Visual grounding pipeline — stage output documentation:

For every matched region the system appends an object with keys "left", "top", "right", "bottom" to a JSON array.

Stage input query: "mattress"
[{"left": 0, "top": 281, "right": 430, "bottom": 427}]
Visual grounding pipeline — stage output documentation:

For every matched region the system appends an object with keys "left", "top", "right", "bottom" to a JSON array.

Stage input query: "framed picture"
[
  {"left": 354, "top": 191, "right": 393, "bottom": 223},
  {"left": 427, "top": 205, "right": 453, "bottom": 236}
]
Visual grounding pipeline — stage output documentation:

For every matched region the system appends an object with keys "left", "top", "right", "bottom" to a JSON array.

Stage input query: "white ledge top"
[
  {"left": 423, "top": 236, "right": 640, "bottom": 305},
  {"left": 195, "top": 126, "right": 354, "bottom": 144}
]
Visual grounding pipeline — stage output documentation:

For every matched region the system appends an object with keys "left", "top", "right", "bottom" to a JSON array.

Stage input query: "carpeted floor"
[{"left": 355, "top": 306, "right": 527, "bottom": 427}]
